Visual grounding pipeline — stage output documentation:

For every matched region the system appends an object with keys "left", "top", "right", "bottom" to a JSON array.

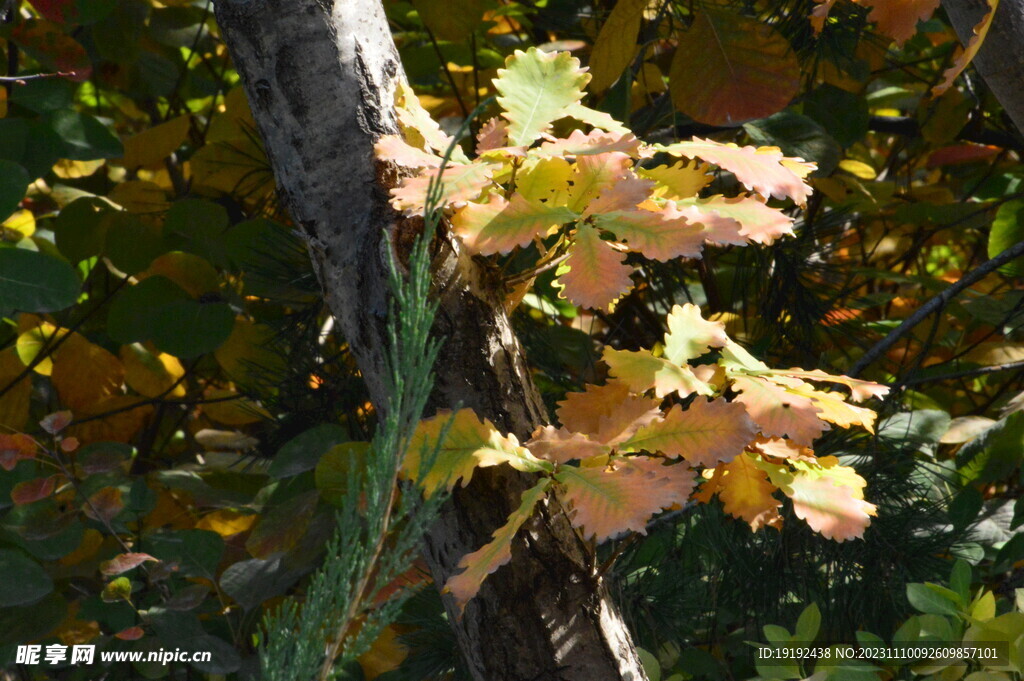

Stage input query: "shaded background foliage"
[{"left": 0, "top": 0, "right": 1022, "bottom": 678}]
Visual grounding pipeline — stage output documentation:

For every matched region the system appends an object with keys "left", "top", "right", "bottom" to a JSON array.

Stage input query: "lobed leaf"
[
  {"left": 452, "top": 193, "right": 577, "bottom": 255},
  {"left": 594, "top": 204, "right": 706, "bottom": 261},
  {"left": 556, "top": 456, "right": 696, "bottom": 542},
  {"left": 404, "top": 409, "right": 550, "bottom": 496},
  {"left": 495, "top": 48, "right": 590, "bottom": 147},
  {"left": 656, "top": 137, "right": 815, "bottom": 205},
  {"left": 556, "top": 224, "right": 634, "bottom": 310},
  {"left": 601, "top": 347, "right": 712, "bottom": 398},
  {"left": 696, "top": 455, "right": 783, "bottom": 531},
  {"left": 663, "top": 303, "right": 729, "bottom": 365},
  {"left": 555, "top": 380, "right": 661, "bottom": 446},
  {"left": 622, "top": 399, "right": 757, "bottom": 467},
  {"left": 445, "top": 479, "right": 550, "bottom": 611}
]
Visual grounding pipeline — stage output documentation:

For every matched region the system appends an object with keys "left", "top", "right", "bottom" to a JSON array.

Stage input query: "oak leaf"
[
  {"left": 622, "top": 399, "right": 757, "bottom": 467},
  {"left": 452, "top": 193, "right": 577, "bottom": 255},
  {"left": 602, "top": 348, "right": 712, "bottom": 398},
  {"left": 556, "top": 380, "right": 661, "bottom": 445},
  {"left": 556, "top": 456, "right": 696, "bottom": 541},
  {"left": 663, "top": 303, "right": 729, "bottom": 365},
  {"left": 556, "top": 225, "right": 634, "bottom": 310},
  {"left": 495, "top": 48, "right": 590, "bottom": 146},
  {"left": 445, "top": 479, "right": 550, "bottom": 611}
]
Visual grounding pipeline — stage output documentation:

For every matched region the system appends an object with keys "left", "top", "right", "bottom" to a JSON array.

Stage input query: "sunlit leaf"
[
  {"left": 622, "top": 399, "right": 757, "bottom": 467},
  {"left": 495, "top": 47, "right": 589, "bottom": 146}
]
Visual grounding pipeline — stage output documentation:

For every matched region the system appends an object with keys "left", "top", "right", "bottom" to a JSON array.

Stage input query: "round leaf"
[
  {"left": 0, "top": 549, "right": 53, "bottom": 606},
  {"left": 669, "top": 10, "right": 800, "bottom": 126},
  {"left": 0, "top": 160, "right": 30, "bottom": 222},
  {"left": 150, "top": 299, "right": 235, "bottom": 358},
  {"left": 0, "top": 248, "right": 80, "bottom": 313}
]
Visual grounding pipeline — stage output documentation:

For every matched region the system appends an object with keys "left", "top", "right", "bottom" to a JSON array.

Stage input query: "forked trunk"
[{"left": 214, "top": 1, "right": 648, "bottom": 678}]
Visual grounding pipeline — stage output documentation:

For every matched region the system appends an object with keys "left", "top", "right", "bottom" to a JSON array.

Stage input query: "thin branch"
[
  {"left": 902, "top": 359, "right": 1024, "bottom": 387},
  {"left": 849, "top": 239, "right": 1024, "bottom": 377}
]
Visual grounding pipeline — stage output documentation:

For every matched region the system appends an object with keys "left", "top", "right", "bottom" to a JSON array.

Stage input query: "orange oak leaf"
[
  {"left": 556, "top": 224, "right": 634, "bottom": 310},
  {"left": 731, "top": 375, "right": 828, "bottom": 445},
  {"left": 594, "top": 204, "right": 706, "bottom": 261},
  {"left": 556, "top": 380, "right": 661, "bottom": 445},
  {"left": 933, "top": 0, "right": 999, "bottom": 96},
  {"left": 773, "top": 459, "right": 876, "bottom": 541},
  {"left": 452, "top": 193, "right": 577, "bottom": 255},
  {"left": 475, "top": 117, "right": 509, "bottom": 152},
  {"left": 526, "top": 426, "right": 609, "bottom": 464},
  {"left": 389, "top": 162, "right": 495, "bottom": 215},
  {"left": 657, "top": 138, "right": 815, "bottom": 205},
  {"left": 855, "top": 0, "right": 940, "bottom": 45},
  {"left": 374, "top": 135, "right": 442, "bottom": 168},
  {"left": 556, "top": 456, "right": 696, "bottom": 541},
  {"left": 622, "top": 399, "right": 757, "bottom": 467},
  {"left": 677, "top": 195, "right": 795, "bottom": 245},
  {"left": 537, "top": 129, "right": 642, "bottom": 157},
  {"left": 566, "top": 152, "right": 633, "bottom": 212}
]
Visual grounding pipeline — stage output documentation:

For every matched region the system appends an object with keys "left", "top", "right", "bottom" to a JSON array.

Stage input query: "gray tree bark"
[
  {"left": 943, "top": 0, "right": 1024, "bottom": 135},
  {"left": 212, "top": 1, "right": 647, "bottom": 679}
]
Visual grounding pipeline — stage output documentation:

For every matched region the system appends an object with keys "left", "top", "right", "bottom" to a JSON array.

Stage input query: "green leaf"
[
  {"left": 219, "top": 556, "right": 300, "bottom": 611},
  {"left": 0, "top": 592, "right": 66, "bottom": 647},
  {"left": 795, "top": 603, "right": 822, "bottom": 642},
  {"left": 907, "top": 583, "right": 960, "bottom": 616},
  {"left": 164, "top": 198, "right": 231, "bottom": 267},
  {"left": 150, "top": 299, "right": 235, "bottom": 358},
  {"left": 949, "top": 486, "right": 983, "bottom": 532},
  {"left": 802, "top": 84, "right": 870, "bottom": 148},
  {"left": 8, "top": 77, "right": 75, "bottom": 113},
  {"left": 0, "top": 248, "right": 80, "bottom": 314},
  {"left": 0, "top": 549, "right": 53, "bottom": 606},
  {"left": 762, "top": 624, "right": 792, "bottom": 645},
  {"left": 994, "top": 534, "right": 1024, "bottom": 574},
  {"left": 950, "top": 559, "right": 972, "bottom": 604},
  {"left": 1012, "top": 496, "right": 1024, "bottom": 531},
  {"left": 989, "top": 199, "right": 1024, "bottom": 277},
  {"left": 53, "top": 196, "right": 109, "bottom": 263},
  {"left": 105, "top": 211, "right": 165, "bottom": 274},
  {"left": 46, "top": 110, "right": 124, "bottom": 160},
  {"left": 744, "top": 111, "right": 840, "bottom": 176},
  {"left": 269, "top": 424, "right": 351, "bottom": 478},
  {"left": 101, "top": 576, "right": 133, "bottom": 603},
  {"left": 107, "top": 275, "right": 190, "bottom": 344},
  {"left": 143, "top": 529, "right": 224, "bottom": 579},
  {"left": 0, "top": 160, "right": 29, "bottom": 221},
  {"left": 956, "top": 413, "right": 1024, "bottom": 484},
  {"left": 494, "top": 47, "right": 589, "bottom": 146}
]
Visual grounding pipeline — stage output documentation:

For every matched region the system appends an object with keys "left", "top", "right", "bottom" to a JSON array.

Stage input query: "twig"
[
  {"left": 849, "top": 239, "right": 1024, "bottom": 377},
  {"left": 902, "top": 359, "right": 1024, "bottom": 387}
]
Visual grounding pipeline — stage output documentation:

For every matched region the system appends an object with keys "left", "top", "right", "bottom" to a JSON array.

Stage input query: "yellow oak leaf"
[
  {"left": 730, "top": 374, "right": 829, "bottom": 446},
  {"left": 622, "top": 398, "right": 757, "bottom": 467},
  {"left": 404, "top": 409, "right": 549, "bottom": 496},
  {"left": 639, "top": 161, "right": 712, "bottom": 200},
  {"left": 602, "top": 347, "right": 713, "bottom": 398},
  {"left": 663, "top": 303, "right": 729, "bottom": 365},
  {"left": 445, "top": 479, "right": 550, "bottom": 611},
  {"left": 713, "top": 454, "right": 783, "bottom": 531},
  {"left": 514, "top": 156, "right": 573, "bottom": 205},
  {"left": 556, "top": 224, "right": 634, "bottom": 311}
]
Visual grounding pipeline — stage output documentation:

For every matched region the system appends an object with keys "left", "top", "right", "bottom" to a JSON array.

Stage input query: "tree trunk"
[
  {"left": 943, "top": 0, "right": 1024, "bottom": 135},
  {"left": 213, "top": 1, "right": 648, "bottom": 679}
]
